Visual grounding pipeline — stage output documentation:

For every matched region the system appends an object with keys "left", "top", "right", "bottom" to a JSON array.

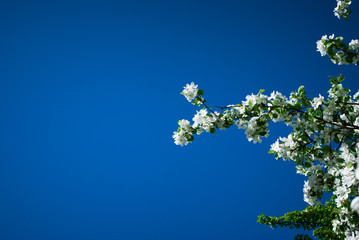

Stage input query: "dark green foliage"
[
  {"left": 295, "top": 234, "right": 313, "bottom": 240},
  {"left": 257, "top": 202, "right": 345, "bottom": 239}
]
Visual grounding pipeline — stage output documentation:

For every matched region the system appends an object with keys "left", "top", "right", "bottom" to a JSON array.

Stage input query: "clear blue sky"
[{"left": 0, "top": 0, "right": 358, "bottom": 239}]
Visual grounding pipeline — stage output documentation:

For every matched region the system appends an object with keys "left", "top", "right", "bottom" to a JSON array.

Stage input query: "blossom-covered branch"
[
  {"left": 173, "top": 1, "right": 358, "bottom": 239},
  {"left": 317, "top": 35, "right": 359, "bottom": 65},
  {"left": 173, "top": 76, "right": 359, "bottom": 239}
]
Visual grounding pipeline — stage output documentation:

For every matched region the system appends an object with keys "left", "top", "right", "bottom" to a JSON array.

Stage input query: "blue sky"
[{"left": 0, "top": 0, "right": 358, "bottom": 239}]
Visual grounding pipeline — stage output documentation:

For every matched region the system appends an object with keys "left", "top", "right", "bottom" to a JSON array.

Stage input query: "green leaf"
[
  {"left": 248, "top": 100, "right": 253, "bottom": 109},
  {"left": 259, "top": 131, "right": 267, "bottom": 136},
  {"left": 304, "top": 162, "right": 312, "bottom": 168},
  {"left": 337, "top": 158, "right": 345, "bottom": 164},
  {"left": 338, "top": 43, "right": 346, "bottom": 48},
  {"left": 187, "top": 135, "right": 194, "bottom": 141},
  {"left": 321, "top": 146, "right": 331, "bottom": 153},
  {"left": 298, "top": 86, "right": 305, "bottom": 94},
  {"left": 330, "top": 78, "right": 337, "bottom": 85}
]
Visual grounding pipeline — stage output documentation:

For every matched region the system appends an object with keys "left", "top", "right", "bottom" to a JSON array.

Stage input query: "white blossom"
[
  {"left": 334, "top": 185, "right": 349, "bottom": 207},
  {"left": 173, "top": 119, "right": 193, "bottom": 146},
  {"left": 243, "top": 93, "right": 267, "bottom": 108},
  {"left": 192, "top": 109, "right": 208, "bottom": 128},
  {"left": 179, "top": 119, "right": 191, "bottom": 129},
  {"left": 182, "top": 82, "right": 198, "bottom": 103},
  {"left": 317, "top": 34, "right": 334, "bottom": 56},
  {"left": 349, "top": 39, "right": 359, "bottom": 50},
  {"left": 351, "top": 197, "right": 359, "bottom": 214},
  {"left": 172, "top": 131, "right": 188, "bottom": 147},
  {"left": 340, "top": 167, "right": 356, "bottom": 187},
  {"left": 312, "top": 94, "right": 324, "bottom": 110},
  {"left": 303, "top": 181, "right": 319, "bottom": 205},
  {"left": 192, "top": 109, "right": 216, "bottom": 132}
]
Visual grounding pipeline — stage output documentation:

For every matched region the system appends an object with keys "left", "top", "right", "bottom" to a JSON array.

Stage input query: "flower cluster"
[
  {"left": 317, "top": 34, "right": 335, "bottom": 57},
  {"left": 181, "top": 82, "right": 198, "bottom": 102},
  {"left": 334, "top": 0, "right": 352, "bottom": 19},
  {"left": 173, "top": 76, "right": 359, "bottom": 238},
  {"left": 317, "top": 34, "right": 359, "bottom": 65},
  {"left": 172, "top": 119, "right": 194, "bottom": 147},
  {"left": 180, "top": 82, "right": 205, "bottom": 106}
]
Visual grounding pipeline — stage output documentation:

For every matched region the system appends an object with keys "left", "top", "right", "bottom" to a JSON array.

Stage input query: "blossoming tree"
[{"left": 173, "top": 1, "right": 359, "bottom": 239}]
